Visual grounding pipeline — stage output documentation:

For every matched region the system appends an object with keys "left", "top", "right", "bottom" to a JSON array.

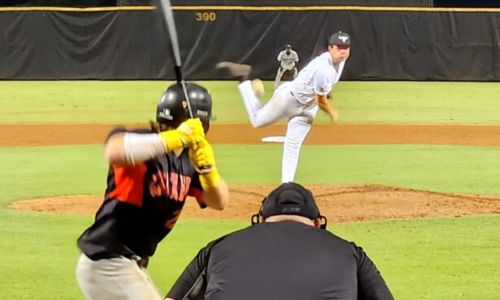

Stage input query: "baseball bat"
[
  {"left": 157, "top": 0, "right": 212, "bottom": 171},
  {"left": 157, "top": 0, "right": 194, "bottom": 118}
]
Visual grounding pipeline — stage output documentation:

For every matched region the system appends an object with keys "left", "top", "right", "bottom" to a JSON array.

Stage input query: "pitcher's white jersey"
[{"left": 290, "top": 52, "right": 345, "bottom": 105}]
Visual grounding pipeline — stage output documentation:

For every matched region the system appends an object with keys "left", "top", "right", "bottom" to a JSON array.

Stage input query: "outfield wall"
[
  {"left": 1, "top": 6, "right": 499, "bottom": 81},
  {"left": 167, "top": 0, "right": 433, "bottom": 6}
]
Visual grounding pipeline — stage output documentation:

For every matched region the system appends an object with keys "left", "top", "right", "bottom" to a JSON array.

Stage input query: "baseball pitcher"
[{"left": 217, "top": 31, "right": 351, "bottom": 183}]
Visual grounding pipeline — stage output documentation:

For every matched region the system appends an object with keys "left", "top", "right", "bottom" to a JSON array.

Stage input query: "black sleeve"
[
  {"left": 353, "top": 243, "right": 394, "bottom": 300},
  {"left": 166, "top": 239, "right": 217, "bottom": 300},
  {"left": 167, "top": 234, "right": 230, "bottom": 299}
]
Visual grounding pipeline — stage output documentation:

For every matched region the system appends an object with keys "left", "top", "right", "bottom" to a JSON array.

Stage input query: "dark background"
[
  {"left": 3, "top": 1, "right": 500, "bottom": 7},
  {"left": 1, "top": 3, "right": 500, "bottom": 80},
  {"left": 1, "top": 0, "right": 117, "bottom": 6}
]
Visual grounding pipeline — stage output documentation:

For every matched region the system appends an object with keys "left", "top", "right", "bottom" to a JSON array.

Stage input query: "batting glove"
[
  {"left": 159, "top": 118, "right": 205, "bottom": 151},
  {"left": 189, "top": 137, "right": 221, "bottom": 189}
]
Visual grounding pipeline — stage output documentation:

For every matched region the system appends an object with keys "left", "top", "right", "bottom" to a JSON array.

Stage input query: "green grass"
[
  {"left": 1, "top": 209, "right": 498, "bottom": 299},
  {"left": 297, "top": 144, "right": 500, "bottom": 195},
  {"left": 333, "top": 215, "right": 500, "bottom": 299},
  {"left": 0, "top": 81, "right": 165, "bottom": 124},
  {"left": 0, "top": 144, "right": 499, "bottom": 298},
  {"left": 1, "top": 80, "right": 500, "bottom": 299},
  {"left": 1, "top": 144, "right": 500, "bottom": 208},
  {"left": 0, "top": 145, "right": 107, "bottom": 206},
  {"left": 220, "top": 144, "right": 500, "bottom": 195},
  {"left": 1, "top": 81, "right": 500, "bottom": 124},
  {"left": 0, "top": 210, "right": 87, "bottom": 300},
  {"left": 337, "top": 81, "right": 500, "bottom": 125}
]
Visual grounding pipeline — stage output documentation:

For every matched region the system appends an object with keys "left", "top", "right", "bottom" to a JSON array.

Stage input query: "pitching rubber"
[{"left": 261, "top": 136, "right": 286, "bottom": 143}]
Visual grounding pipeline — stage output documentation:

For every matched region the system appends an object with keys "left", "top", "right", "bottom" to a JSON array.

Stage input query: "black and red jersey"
[{"left": 78, "top": 128, "right": 205, "bottom": 260}]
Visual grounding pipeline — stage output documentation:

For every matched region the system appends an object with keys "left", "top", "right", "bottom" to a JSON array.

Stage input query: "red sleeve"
[{"left": 107, "top": 163, "right": 147, "bottom": 207}]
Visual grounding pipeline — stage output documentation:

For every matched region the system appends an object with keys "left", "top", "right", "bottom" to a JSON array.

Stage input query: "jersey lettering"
[
  {"left": 170, "top": 172, "right": 179, "bottom": 200},
  {"left": 178, "top": 174, "right": 191, "bottom": 202},
  {"left": 149, "top": 170, "right": 193, "bottom": 201}
]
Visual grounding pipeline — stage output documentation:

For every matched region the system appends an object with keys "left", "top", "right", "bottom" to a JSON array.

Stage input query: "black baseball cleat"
[{"left": 216, "top": 61, "right": 252, "bottom": 82}]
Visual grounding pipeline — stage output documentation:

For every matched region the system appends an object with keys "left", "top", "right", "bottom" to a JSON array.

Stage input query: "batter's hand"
[
  {"left": 189, "top": 137, "right": 221, "bottom": 189},
  {"left": 159, "top": 118, "right": 205, "bottom": 151}
]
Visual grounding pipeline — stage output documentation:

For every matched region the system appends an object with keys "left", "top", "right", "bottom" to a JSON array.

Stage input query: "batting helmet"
[{"left": 156, "top": 82, "right": 212, "bottom": 133}]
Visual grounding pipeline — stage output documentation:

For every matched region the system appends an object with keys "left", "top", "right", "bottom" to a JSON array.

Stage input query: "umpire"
[{"left": 165, "top": 182, "right": 394, "bottom": 300}]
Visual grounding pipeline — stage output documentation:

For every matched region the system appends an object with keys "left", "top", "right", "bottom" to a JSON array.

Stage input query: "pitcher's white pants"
[
  {"left": 76, "top": 253, "right": 162, "bottom": 300},
  {"left": 238, "top": 80, "right": 318, "bottom": 183}
]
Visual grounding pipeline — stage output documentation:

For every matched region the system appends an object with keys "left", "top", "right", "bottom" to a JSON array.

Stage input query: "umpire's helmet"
[{"left": 156, "top": 82, "right": 212, "bottom": 133}]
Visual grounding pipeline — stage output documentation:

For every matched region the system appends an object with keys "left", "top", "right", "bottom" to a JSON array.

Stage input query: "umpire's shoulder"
[{"left": 314, "top": 227, "right": 357, "bottom": 247}]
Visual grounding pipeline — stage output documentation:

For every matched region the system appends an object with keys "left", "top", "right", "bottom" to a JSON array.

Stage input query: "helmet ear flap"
[{"left": 189, "top": 86, "right": 212, "bottom": 133}]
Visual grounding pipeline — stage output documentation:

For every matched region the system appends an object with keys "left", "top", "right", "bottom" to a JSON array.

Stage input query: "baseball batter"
[
  {"left": 275, "top": 44, "right": 300, "bottom": 88},
  {"left": 217, "top": 31, "right": 351, "bottom": 183},
  {"left": 75, "top": 83, "right": 229, "bottom": 300}
]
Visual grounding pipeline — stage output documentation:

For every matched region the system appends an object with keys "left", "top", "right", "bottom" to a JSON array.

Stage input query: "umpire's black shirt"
[{"left": 167, "top": 221, "right": 394, "bottom": 300}]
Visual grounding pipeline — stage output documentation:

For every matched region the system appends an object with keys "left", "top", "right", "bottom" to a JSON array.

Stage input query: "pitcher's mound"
[{"left": 9, "top": 184, "right": 500, "bottom": 223}]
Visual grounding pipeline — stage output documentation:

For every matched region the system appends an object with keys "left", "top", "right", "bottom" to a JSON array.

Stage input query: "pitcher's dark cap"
[
  {"left": 328, "top": 31, "right": 351, "bottom": 46},
  {"left": 261, "top": 182, "right": 320, "bottom": 220}
]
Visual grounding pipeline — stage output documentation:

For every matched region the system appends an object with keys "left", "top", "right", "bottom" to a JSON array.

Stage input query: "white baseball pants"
[
  {"left": 238, "top": 81, "right": 318, "bottom": 183},
  {"left": 76, "top": 254, "right": 162, "bottom": 300}
]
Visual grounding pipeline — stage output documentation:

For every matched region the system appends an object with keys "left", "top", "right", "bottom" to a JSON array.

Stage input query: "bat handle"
[{"left": 174, "top": 65, "right": 182, "bottom": 83}]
